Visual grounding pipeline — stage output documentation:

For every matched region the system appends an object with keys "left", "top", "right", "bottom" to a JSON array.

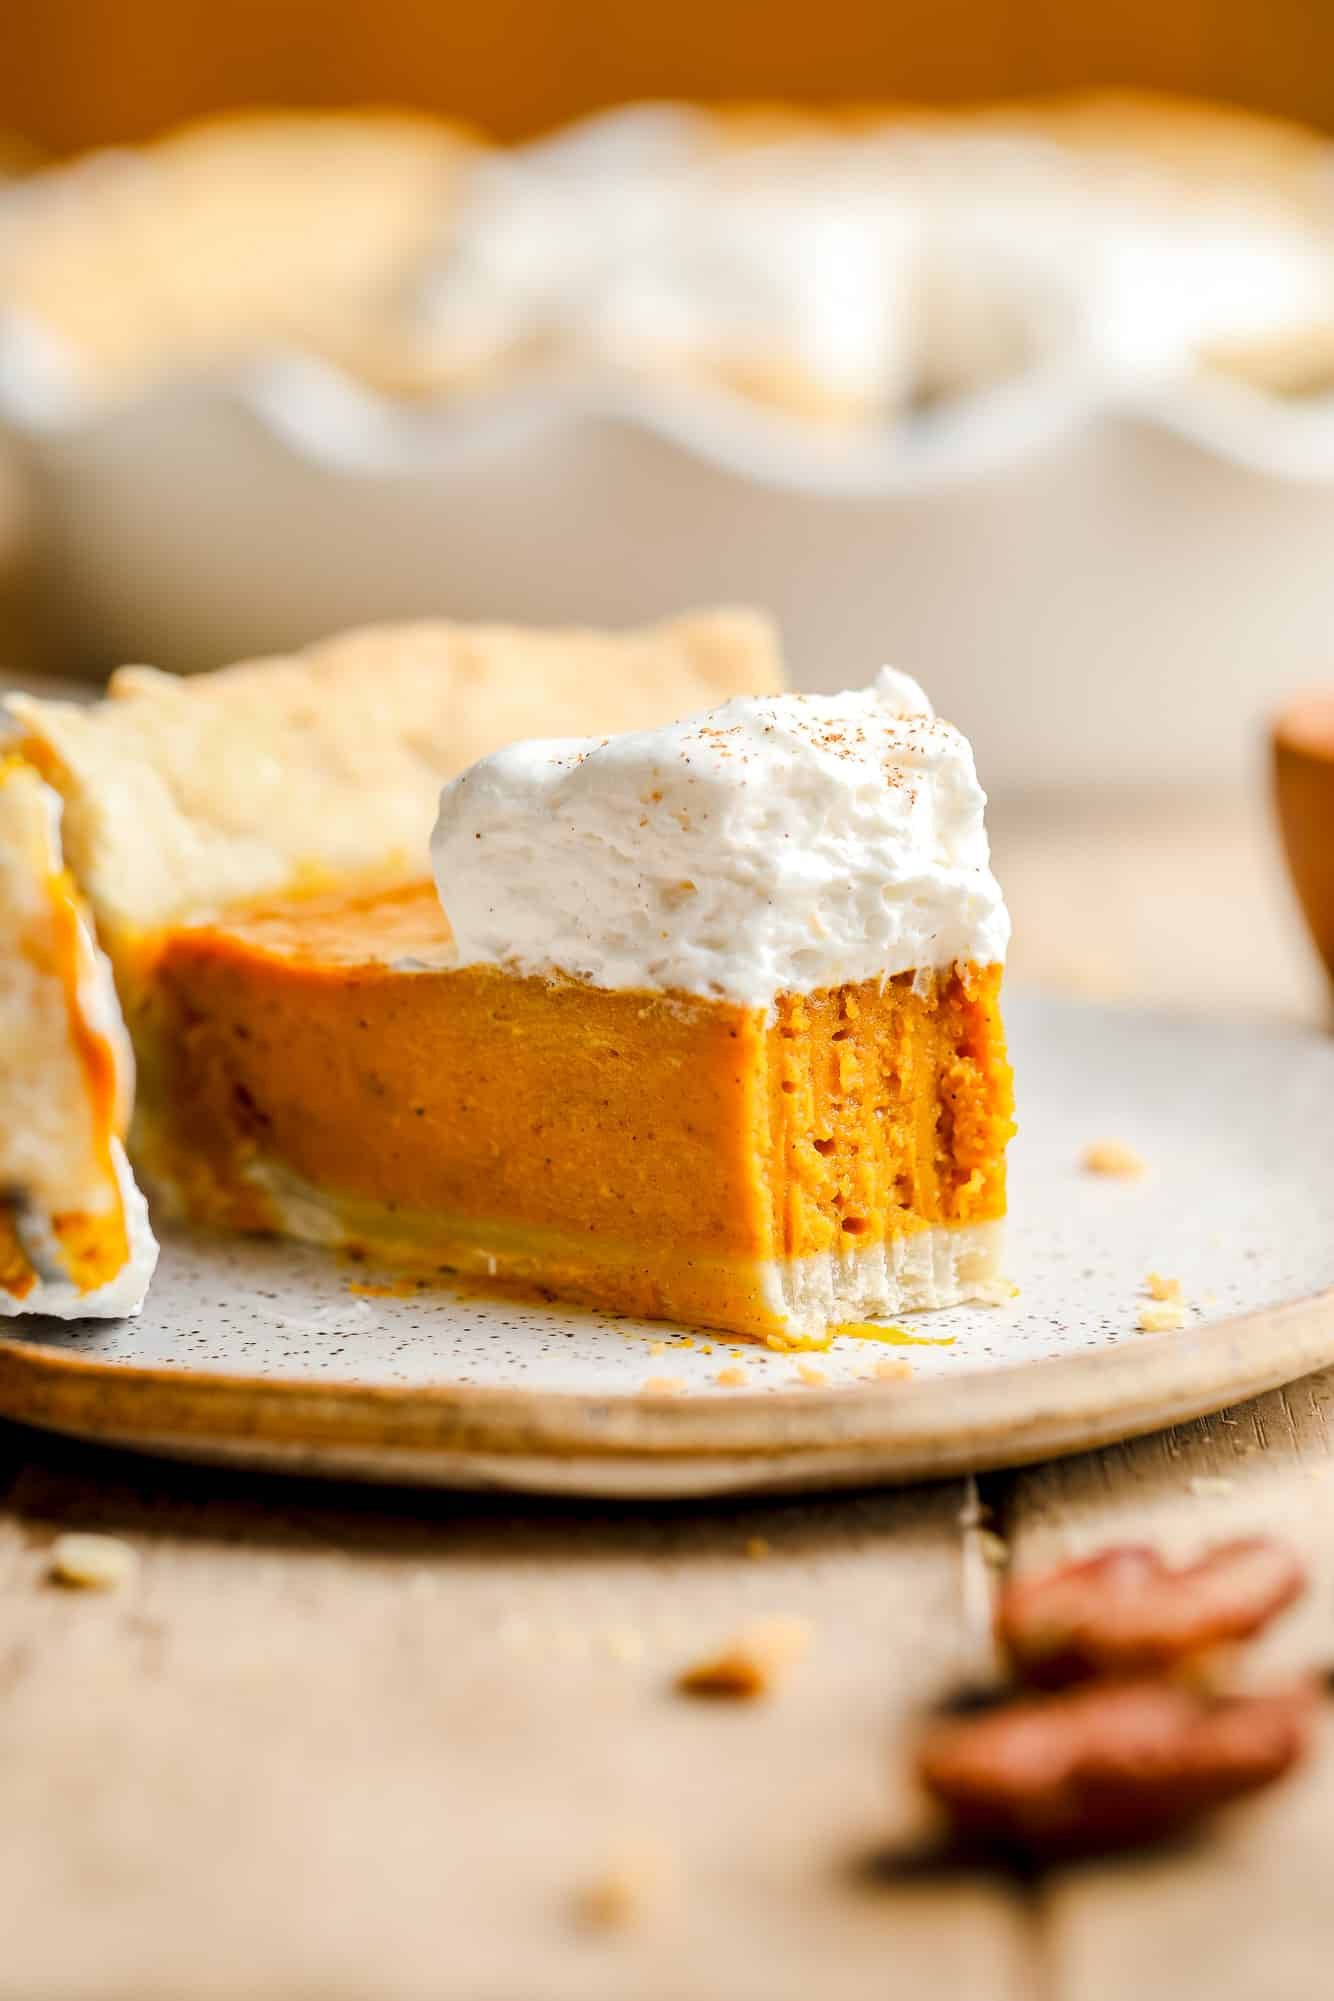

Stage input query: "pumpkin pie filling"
[{"left": 125, "top": 878, "right": 1010, "bottom": 1341}]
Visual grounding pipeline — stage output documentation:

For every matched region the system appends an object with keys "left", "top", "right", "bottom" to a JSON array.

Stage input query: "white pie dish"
[
  {"left": 7, "top": 320, "right": 1334, "bottom": 788},
  {"left": 5, "top": 105, "right": 1334, "bottom": 792}
]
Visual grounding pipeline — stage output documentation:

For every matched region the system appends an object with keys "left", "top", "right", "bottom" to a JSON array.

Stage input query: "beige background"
[
  {"left": 6, "top": 0, "right": 1334, "bottom": 153},
  {"left": 4, "top": 12, "right": 1333, "bottom": 1984}
]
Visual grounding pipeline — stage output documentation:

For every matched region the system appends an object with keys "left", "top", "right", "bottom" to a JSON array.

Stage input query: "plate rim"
[
  {"left": 8, "top": 991, "right": 1334, "bottom": 1495},
  {"left": 4, "top": 1282, "right": 1333, "bottom": 1491}
]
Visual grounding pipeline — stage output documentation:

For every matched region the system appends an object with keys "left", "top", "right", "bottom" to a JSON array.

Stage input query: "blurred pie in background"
[
  {"left": 3, "top": 91, "right": 1334, "bottom": 781},
  {"left": 3, "top": 93, "right": 1334, "bottom": 425}
]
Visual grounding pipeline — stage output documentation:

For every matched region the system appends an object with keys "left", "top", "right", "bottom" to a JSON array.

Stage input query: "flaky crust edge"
[{"left": 4, "top": 608, "right": 784, "bottom": 939}]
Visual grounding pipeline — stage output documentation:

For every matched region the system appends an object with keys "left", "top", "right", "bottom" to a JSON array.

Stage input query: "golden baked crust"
[
  {"left": 1005, "top": 91, "right": 1332, "bottom": 198},
  {"left": 2, "top": 110, "right": 474, "bottom": 395},
  {"left": 6, "top": 609, "right": 784, "bottom": 940}
]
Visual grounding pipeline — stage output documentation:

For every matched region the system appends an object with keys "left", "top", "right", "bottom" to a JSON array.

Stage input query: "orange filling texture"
[
  {"left": 766, "top": 975, "right": 1012, "bottom": 1259},
  {"left": 126, "top": 881, "right": 1012, "bottom": 1303}
]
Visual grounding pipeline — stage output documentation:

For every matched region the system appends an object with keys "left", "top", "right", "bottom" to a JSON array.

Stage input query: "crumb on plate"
[
  {"left": 1082, "top": 1140, "right": 1147, "bottom": 1179},
  {"left": 1137, "top": 1301, "right": 1188, "bottom": 1334},
  {"left": 973, "top": 1277, "right": 1020, "bottom": 1307},
  {"left": 716, "top": 1365, "right": 748, "bottom": 1388},
  {"left": 1145, "top": 1272, "right": 1184, "bottom": 1302},
  {"left": 640, "top": 1375, "right": 686, "bottom": 1398}
]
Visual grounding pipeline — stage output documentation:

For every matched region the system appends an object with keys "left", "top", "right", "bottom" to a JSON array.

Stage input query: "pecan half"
[
  {"left": 998, "top": 1538, "right": 1306, "bottom": 1687},
  {"left": 918, "top": 1676, "right": 1316, "bottom": 1859}
]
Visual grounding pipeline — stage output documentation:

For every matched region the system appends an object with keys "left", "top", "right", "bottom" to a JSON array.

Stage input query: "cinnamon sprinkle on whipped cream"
[{"left": 432, "top": 668, "right": 1008, "bottom": 1008}]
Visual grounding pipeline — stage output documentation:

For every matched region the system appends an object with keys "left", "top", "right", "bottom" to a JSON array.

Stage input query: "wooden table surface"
[{"left": 3, "top": 784, "right": 1333, "bottom": 2001}]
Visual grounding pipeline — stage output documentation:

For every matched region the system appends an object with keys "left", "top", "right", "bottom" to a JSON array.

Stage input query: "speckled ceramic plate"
[{"left": 2, "top": 993, "right": 1333, "bottom": 1496}]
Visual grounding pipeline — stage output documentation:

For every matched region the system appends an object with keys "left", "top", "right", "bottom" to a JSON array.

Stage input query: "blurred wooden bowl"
[{"left": 1273, "top": 694, "right": 1334, "bottom": 985}]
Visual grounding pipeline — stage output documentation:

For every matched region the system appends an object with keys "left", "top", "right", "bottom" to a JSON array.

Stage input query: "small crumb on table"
[
  {"left": 604, "top": 1625, "right": 645, "bottom": 1666},
  {"left": 573, "top": 1840, "right": 673, "bottom": 1930},
  {"left": 745, "top": 1536, "right": 772, "bottom": 1561},
  {"left": 1082, "top": 1140, "right": 1147, "bottom": 1179},
  {"left": 1189, "top": 1475, "right": 1236, "bottom": 1498},
  {"left": 48, "top": 1532, "right": 137, "bottom": 1592},
  {"left": 677, "top": 1615, "right": 811, "bottom": 1700}
]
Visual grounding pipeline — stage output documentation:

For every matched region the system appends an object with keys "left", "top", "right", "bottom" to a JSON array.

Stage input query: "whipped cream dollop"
[{"left": 431, "top": 668, "right": 1009, "bottom": 1009}]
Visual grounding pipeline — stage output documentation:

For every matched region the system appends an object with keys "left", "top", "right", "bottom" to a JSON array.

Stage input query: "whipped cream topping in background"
[
  {"left": 431, "top": 668, "right": 1009, "bottom": 1009},
  {"left": 418, "top": 111, "right": 1334, "bottom": 408},
  {"left": 908, "top": 132, "right": 1334, "bottom": 391},
  {"left": 419, "top": 111, "right": 922, "bottom": 408}
]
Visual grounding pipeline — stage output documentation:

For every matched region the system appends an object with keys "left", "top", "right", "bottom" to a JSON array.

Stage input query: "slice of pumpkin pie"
[
  {"left": 0, "top": 620, "right": 1012, "bottom": 1344},
  {"left": 423, "top": 665, "right": 1014, "bottom": 1341}
]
